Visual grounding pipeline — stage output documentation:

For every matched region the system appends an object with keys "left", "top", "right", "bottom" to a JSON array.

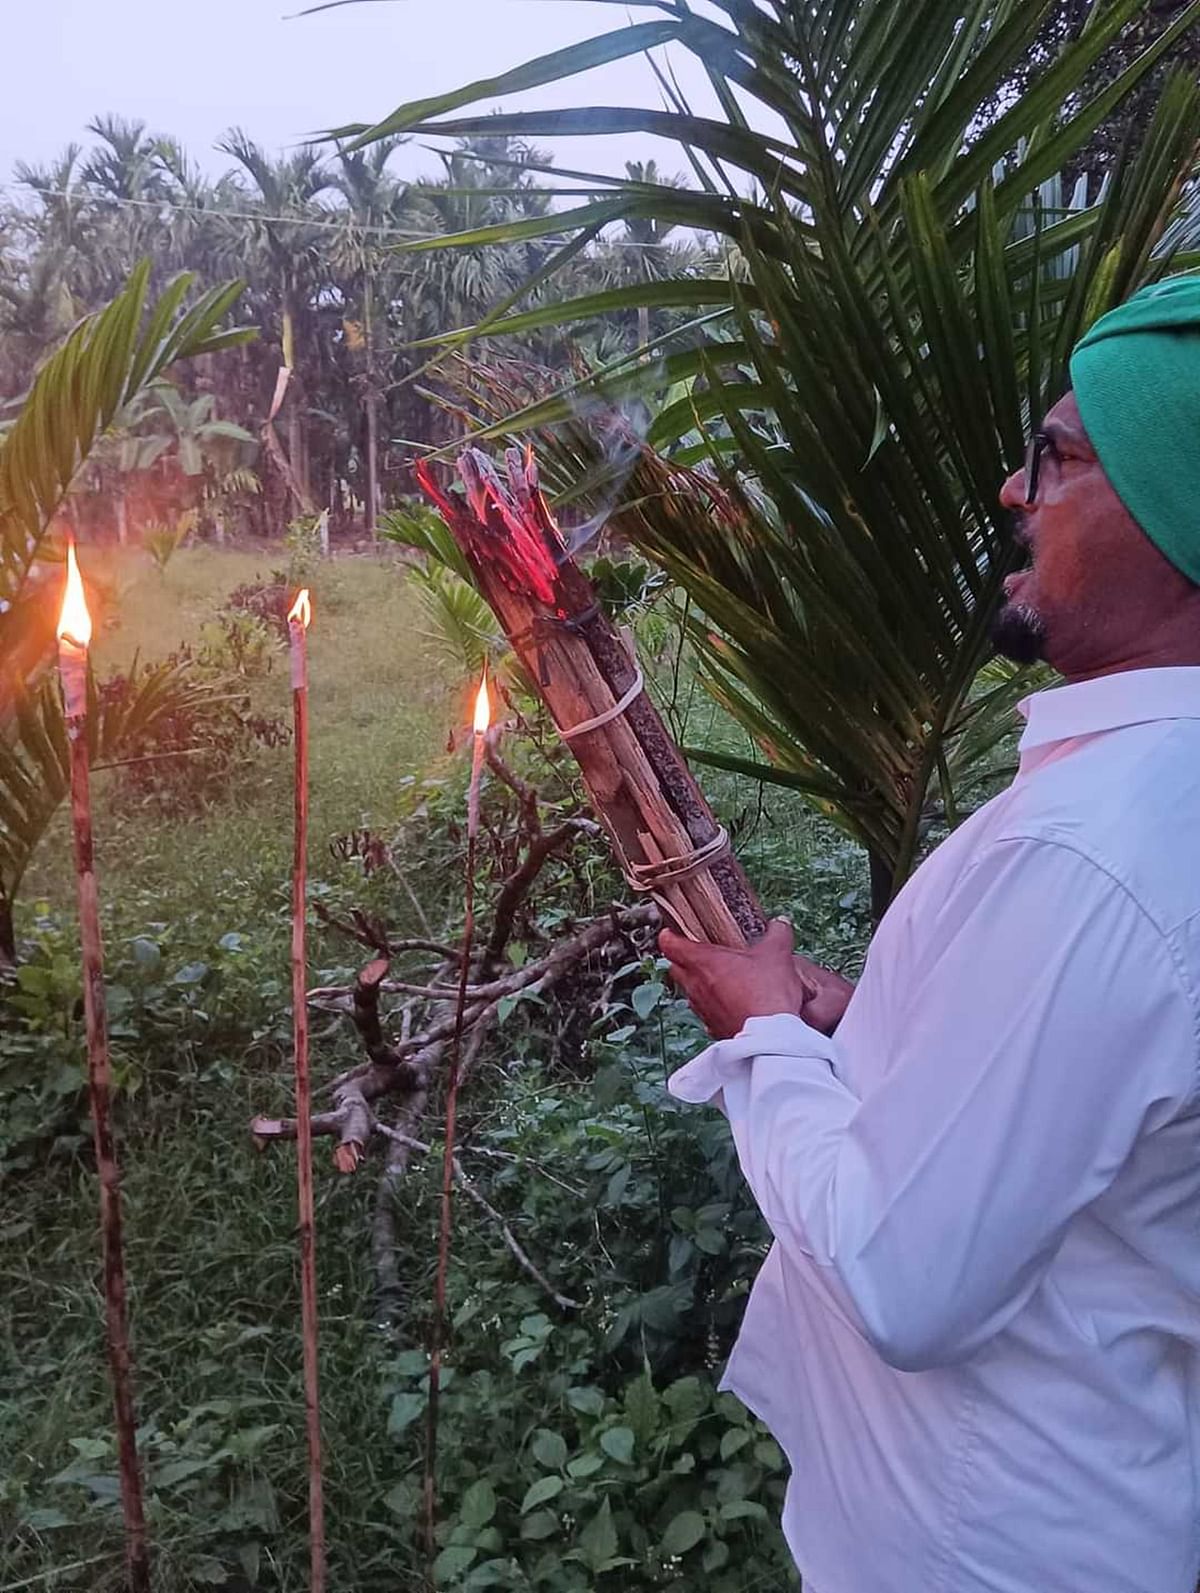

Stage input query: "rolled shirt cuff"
[{"left": 667, "top": 1012, "right": 838, "bottom": 1105}]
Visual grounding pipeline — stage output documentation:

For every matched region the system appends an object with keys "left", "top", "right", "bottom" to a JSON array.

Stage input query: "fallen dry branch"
[
  {"left": 257, "top": 902, "right": 658, "bottom": 1148},
  {"left": 250, "top": 747, "right": 660, "bottom": 1334}
]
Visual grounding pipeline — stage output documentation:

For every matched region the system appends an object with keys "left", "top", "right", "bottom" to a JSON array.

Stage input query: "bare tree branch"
[{"left": 377, "top": 1127, "right": 583, "bottom": 1312}]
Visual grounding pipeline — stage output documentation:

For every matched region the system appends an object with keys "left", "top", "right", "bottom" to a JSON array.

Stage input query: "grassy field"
[{"left": 23, "top": 543, "right": 457, "bottom": 930}]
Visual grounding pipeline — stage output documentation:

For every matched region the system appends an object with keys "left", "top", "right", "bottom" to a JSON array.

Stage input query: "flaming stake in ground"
[
  {"left": 57, "top": 542, "right": 151, "bottom": 1593},
  {"left": 424, "top": 668, "right": 490, "bottom": 1572},
  {"left": 287, "top": 587, "right": 326, "bottom": 1593}
]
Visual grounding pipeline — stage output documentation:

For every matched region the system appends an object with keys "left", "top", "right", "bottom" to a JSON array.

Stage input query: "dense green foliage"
[
  {"left": 5, "top": 5, "right": 1200, "bottom": 1588},
  {"left": 1, "top": 545, "right": 872, "bottom": 1589}
]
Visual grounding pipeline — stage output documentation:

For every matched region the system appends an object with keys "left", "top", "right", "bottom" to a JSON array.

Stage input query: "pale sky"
[{"left": 0, "top": 0, "right": 730, "bottom": 196}]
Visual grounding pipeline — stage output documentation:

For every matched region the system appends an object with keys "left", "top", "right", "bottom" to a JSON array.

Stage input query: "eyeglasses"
[{"left": 1023, "top": 430, "right": 1058, "bottom": 506}]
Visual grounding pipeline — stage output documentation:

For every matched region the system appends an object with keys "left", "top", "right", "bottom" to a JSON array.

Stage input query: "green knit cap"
[{"left": 1069, "top": 274, "right": 1200, "bottom": 585}]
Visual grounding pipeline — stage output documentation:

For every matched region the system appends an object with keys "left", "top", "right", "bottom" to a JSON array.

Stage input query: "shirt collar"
[{"left": 1018, "top": 666, "right": 1200, "bottom": 752}]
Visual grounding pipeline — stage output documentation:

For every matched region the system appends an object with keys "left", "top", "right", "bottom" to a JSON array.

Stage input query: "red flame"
[{"left": 288, "top": 588, "right": 312, "bottom": 628}]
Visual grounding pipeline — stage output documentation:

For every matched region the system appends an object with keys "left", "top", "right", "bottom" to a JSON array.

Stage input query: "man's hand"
[
  {"left": 660, "top": 920, "right": 856, "bottom": 1040},
  {"left": 656, "top": 919, "right": 795, "bottom": 1038},
  {"left": 791, "top": 952, "right": 856, "bottom": 1037}
]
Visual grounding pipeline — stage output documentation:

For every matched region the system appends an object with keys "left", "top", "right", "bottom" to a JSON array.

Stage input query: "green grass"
[{"left": 23, "top": 544, "right": 458, "bottom": 933}]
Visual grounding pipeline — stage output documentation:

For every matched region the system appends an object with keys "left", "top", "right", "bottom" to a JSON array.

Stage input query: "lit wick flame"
[
  {"left": 288, "top": 588, "right": 312, "bottom": 629},
  {"left": 56, "top": 541, "right": 92, "bottom": 649},
  {"left": 473, "top": 671, "right": 491, "bottom": 736}
]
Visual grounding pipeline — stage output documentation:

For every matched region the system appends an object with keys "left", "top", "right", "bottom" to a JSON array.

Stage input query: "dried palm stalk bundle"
[{"left": 416, "top": 445, "right": 766, "bottom": 948}]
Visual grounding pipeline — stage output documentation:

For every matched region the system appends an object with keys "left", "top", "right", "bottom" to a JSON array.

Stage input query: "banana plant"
[{"left": 344, "top": 1, "right": 1200, "bottom": 913}]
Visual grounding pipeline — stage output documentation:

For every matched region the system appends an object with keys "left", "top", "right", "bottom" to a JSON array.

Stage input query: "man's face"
[{"left": 993, "top": 391, "right": 1179, "bottom": 678}]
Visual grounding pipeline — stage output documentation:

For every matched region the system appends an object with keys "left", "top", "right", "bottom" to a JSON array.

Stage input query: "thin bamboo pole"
[
  {"left": 288, "top": 592, "right": 326, "bottom": 1593},
  {"left": 424, "top": 677, "right": 489, "bottom": 1578},
  {"left": 57, "top": 544, "right": 150, "bottom": 1593}
]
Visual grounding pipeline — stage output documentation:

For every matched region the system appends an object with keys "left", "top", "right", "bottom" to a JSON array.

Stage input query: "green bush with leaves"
[{"left": 0, "top": 683, "right": 870, "bottom": 1588}]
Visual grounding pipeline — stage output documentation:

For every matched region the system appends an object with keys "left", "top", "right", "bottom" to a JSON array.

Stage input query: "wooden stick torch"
[
  {"left": 423, "top": 669, "right": 490, "bottom": 1571},
  {"left": 287, "top": 587, "right": 326, "bottom": 1593},
  {"left": 56, "top": 542, "right": 151, "bottom": 1593},
  {"left": 417, "top": 448, "right": 769, "bottom": 949}
]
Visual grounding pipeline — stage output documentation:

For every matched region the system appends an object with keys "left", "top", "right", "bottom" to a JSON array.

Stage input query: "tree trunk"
[
  {"left": 288, "top": 405, "right": 305, "bottom": 520},
  {"left": 868, "top": 848, "right": 894, "bottom": 926},
  {"left": 365, "top": 397, "right": 379, "bottom": 542},
  {"left": 363, "top": 275, "right": 379, "bottom": 542},
  {"left": 282, "top": 298, "right": 311, "bottom": 518},
  {"left": 637, "top": 303, "right": 651, "bottom": 352},
  {"left": 0, "top": 889, "right": 15, "bottom": 967}
]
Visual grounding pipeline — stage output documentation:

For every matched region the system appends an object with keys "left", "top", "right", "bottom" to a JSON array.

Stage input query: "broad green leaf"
[
  {"left": 599, "top": 1426, "right": 635, "bottom": 1465},
  {"left": 520, "top": 1475, "right": 564, "bottom": 1513},
  {"left": 631, "top": 981, "right": 665, "bottom": 1020},
  {"left": 661, "top": 1510, "right": 707, "bottom": 1557},
  {"left": 459, "top": 1479, "right": 497, "bottom": 1529},
  {"left": 530, "top": 1429, "right": 567, "bottom": 1471},
  {"left": 520, "top": 1509, "right": 560, "bottom": 1540},
  {"left": 576, "top": 1498, "right": 619, "bottom": 1571},
  {"left": 623, "top": 1371, "right": 659, "bottom": 1445},
  {"left": 566, "top": 1385, "right": 605, "bottom": 1416},
  {"left": 432, "top": 1545, "right": 477, "bottom": 1582},
  {"left": 387, "top": 1391, "right": 425, "bottom": 1435}
]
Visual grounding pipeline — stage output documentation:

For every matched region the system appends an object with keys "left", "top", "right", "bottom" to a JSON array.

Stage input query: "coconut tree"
[{"left": 344, "top": 0, "right": 1200, "bottom": 914}]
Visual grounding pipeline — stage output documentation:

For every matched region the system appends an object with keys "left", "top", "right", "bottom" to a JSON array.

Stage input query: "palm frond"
[
  {"left": 409, "top": 563, "right": 503, "bottom": 676},
  {"left": 0, "top": 263, "right": 254, "bottom": 619},
  {"left": 385, "top": 3, "right": 1200, "bottom": 909},
  {"left": 0, "top": 659, "right": 214, "bottom": 906}
]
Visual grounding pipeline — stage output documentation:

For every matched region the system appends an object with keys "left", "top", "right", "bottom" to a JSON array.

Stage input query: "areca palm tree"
[
  {"left": 330, "top": 137, "right": 410, "bottom": 533},
  {"left": 2, "top": 149, "right": 96, "bottom": 380},
  {"left": 343, "top": 0, "right": 1200, "bottom": 914},
  {"left": 606, "top": 160, "right": 701, "bottom": 350},
  {"left": 218, "top": 133, "right": 334, "bottom": 510}
]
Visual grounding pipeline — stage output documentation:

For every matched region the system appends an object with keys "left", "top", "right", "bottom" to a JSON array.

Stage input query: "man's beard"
[{"left": 990, "top": 599, "right": 1047, "bottom": 664}]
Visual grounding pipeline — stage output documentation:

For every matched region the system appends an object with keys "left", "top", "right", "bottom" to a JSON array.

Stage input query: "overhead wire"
[{"left": 0, "top": 184, "right": 699, "bottom": 248}]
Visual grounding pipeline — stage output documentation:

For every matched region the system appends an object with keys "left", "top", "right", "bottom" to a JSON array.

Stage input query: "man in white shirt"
[{"left": 662, "top": 277, "right": 1200, "bottom": 1592}]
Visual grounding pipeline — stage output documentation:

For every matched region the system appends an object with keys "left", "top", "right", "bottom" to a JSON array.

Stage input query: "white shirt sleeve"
[{"left": 668, "top": 836, "right": 1198, "bottom": 1372}]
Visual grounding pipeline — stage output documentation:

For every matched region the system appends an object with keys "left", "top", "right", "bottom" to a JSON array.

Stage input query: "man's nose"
[{"left": 998, "top": 467, "right": 1026, "bottom": 510}]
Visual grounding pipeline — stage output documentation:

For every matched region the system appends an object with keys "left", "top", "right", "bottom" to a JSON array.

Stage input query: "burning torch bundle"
[{"left": 417, "top": 446, "right": 767, "bottom": 949}]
